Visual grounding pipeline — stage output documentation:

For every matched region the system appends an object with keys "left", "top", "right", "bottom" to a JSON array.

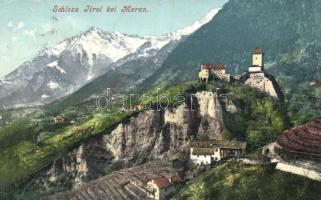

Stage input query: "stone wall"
[{"left": 276, "top": 162, "right": 321, "bottom": 181}]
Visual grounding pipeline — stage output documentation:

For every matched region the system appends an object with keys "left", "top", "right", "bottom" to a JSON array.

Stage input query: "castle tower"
[
  {"left": 244, "top": 48, "right": 281, "bottom": 99},
  {"left": 249, "top": 48, "right": 264, "bottom": 73},
  {"left": 252, "top": 48, "right": 264, "bottom": 67}
]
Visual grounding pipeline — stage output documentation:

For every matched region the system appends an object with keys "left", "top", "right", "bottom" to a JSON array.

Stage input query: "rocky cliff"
[
  {"left": 26, "top": 91, "right": 224, "bottom": 190},
  {"left": 244, "top": 72, "right": 282, "bottom": 99}
]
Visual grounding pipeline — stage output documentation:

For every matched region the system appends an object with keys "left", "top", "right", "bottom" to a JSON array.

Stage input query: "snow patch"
[
  {"left": 70, "top": 29, "right": 148, "bottom": 63},
  {"left": 43, "top": 41, "right": 68, "bottom": 56},
  {"left": 47, "top": 60, "right": 67, "bottom": 74},
  {"left": 168, "top": 8, "right": 220, "bottom": 40},
  {"left": 47, "top": 80, "right": 60, "bottom": 90},
  {"left": 41, "top": 94, "right": 50, "bottom": 99}
]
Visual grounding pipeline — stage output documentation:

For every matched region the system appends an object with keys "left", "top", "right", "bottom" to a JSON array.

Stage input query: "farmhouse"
[
  {"left": 310, "top": 80, "right": 321, "bottom": 87},
  {"left": 53, "top": 115, "right": 65, "bottom": 124},
  {"left": 190, "top": 140, "right": 246, "bottom": 166},
  {"left": 147, "top": 175, "right": 181, "bottom": 200}
]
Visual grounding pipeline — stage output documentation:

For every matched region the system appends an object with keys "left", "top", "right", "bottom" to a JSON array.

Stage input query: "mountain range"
[
  {"left": 49, "top": 0, "right": 321, "bottom": 113},
  {"left": 0, "top": 9, "right": 218, "bottom": 108},
  {"left": 140, "top": 0, "right": 321, "bottom": 91}
]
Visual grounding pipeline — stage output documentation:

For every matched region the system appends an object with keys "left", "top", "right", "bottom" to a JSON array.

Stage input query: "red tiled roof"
[
  {"left": 250, "top": 65, "right": 262, "bottom": 67},
  {"left": 253, "top": 48, "right": 263, "bottom": 54},
  {"left": 310, "top": 80, "right": 321, "bottom": 86},
  {"left": 277, "top": 118, "right": 321, "bottom": 157},
  {"left": 201, "top": 64, "right": 225, "bottom": 70},
  {"left": 151, "top": 175, "right": 181, "bottom": 189},
  {"left": 169, "top": 175, "right": 181, "bottom": 183}
]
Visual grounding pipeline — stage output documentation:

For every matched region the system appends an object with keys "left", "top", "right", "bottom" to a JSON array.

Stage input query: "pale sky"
[{"left": 0, "top": 0, "right": 228, "bottom": 78}]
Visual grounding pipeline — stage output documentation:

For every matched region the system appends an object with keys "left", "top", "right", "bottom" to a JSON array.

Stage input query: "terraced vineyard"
[
  {"left": 46, "top": 160, "right": 178, "bottom": 200},
  {"left": 277, "top": 118, "right": 321, "bottom": 157}
]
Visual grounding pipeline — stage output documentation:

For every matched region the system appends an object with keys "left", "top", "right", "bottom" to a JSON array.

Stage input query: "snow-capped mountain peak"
[
  {"left": 168, "top": 8, "right": 220, "bottom": 40},
  {"left": 0, "top": 8, "right": 221, "bottom": 107},
  {"left": 39, "top": 8, "right": 220, "bottom": 67},
  {"left": 43, "top": 27, "right": 148, "bottom": 63}
]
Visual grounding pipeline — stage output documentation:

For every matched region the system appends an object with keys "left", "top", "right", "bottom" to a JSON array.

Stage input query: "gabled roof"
[
  {"left": 201, "top": 64, "right": 225, "bottom": 70},
  {"left": 150, "top": 175, "right": 181, "bottom": 189},
  {"left": 192, "top": 148, "right": 215, "bottom": 155},
  {"left": 54, "top": 115, "right": 65, "bottom": 120},
  {"left": 190, "top": 140, "right": 247, "bottom": 149},
  {"left": 253, "top": 48, "right": 263, "bottom": 54}
]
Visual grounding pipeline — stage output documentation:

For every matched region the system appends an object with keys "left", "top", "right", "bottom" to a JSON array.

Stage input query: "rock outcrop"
[
  {"left": 29, "top": 138, "right": 114, "bottom": 189},
  {"left": 106, "top": 91, "right": 224, "bottom": 161},
  {"left": 26, "top": 91, "right": 224, "bottom": 190},
  {"left": 244, "top": 72, "right": 282, "bottom": 99}
]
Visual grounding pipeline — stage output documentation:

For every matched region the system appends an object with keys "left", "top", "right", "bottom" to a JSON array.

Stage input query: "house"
[
  {"left": 243, "top": 48, "right": 282, "bottom": 99},
  {"left": 190, "top": 140, "right": 246, "bottom": 166},
  {"left": 199, "top": 64, "right": 231, "bottom": 83},
  {"left": 310, "top": 80, "right": 321, "bottom": 87},
  {"left": 53, "top": 115, "right": 65, "bottom": 124},
  {"left": 146, "top": 175, "right": 181, "bottom": 200}
]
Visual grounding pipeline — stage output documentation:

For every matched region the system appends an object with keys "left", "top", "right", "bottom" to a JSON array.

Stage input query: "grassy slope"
[
  {"left": 175, "top": 162, "right": 321, "bottom": 200},
  {"left": 0, "top": 81, "right": 199, "bottom": 186},
  {"left": 0, "top": 112, "right": 130, "bottom": 185}
]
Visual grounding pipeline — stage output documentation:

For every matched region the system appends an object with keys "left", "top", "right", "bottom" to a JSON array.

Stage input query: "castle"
[
  {"left": 198, "top": 48, "right": 281, "bottom": 99},
  {"left": 198, "top": 64, "right": 231, "bottom": 83}
]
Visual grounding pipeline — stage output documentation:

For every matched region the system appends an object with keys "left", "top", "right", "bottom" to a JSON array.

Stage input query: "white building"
[{"left": 190, "top": 140, "right": 246, "bottom": 166}]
